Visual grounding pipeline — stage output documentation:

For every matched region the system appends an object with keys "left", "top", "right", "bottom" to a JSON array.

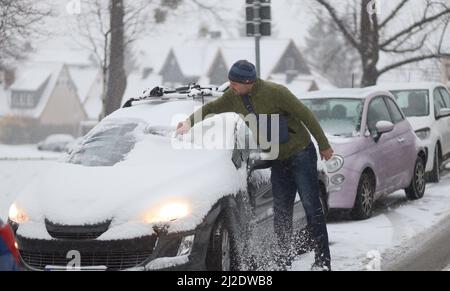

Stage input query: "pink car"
[{"left": 302, "top": 88, "right": 427, "bottom": 220}]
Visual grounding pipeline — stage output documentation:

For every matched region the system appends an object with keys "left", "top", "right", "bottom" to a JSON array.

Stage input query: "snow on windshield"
[
  {"left": 303, "top": 98, "right": 364, "bottom": 137},
  {"left": 66, "top": 119, "right": 146, "bottom": 167}
]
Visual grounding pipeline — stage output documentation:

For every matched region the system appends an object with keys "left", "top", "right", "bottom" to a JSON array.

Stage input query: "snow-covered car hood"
[
  {"left": 14, "top": 113, "right": 249, "bottom": 235},
  {"left": 327, "top": 135, "right": 366, "bottom": 158},
  {"left": 405, "top": 116, "right": 431, "bottom": 131}
]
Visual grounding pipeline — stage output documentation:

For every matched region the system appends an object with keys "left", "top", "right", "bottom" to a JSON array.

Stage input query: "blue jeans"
[{"left": 271, "top": 142, "right": 331, "bottom": 268}]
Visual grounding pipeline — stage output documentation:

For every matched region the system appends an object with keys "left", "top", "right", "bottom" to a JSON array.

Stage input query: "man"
[{"left": 177, "top": 60, "right": 333, "bottom": 271}]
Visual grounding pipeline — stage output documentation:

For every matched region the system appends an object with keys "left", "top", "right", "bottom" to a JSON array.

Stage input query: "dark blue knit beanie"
[{"left": 228, "top": 60, "right": 257, "bottom": 84}]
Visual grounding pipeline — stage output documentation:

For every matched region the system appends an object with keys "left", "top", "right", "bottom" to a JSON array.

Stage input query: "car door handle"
[{"left": 397, "top": 138, "right": 406, "bottom": 143}]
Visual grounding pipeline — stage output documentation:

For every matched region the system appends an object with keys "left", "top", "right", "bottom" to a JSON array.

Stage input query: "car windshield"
[
  {"left": 67, "top": 121, "right": 141, "bottom": 167},
  {"left": 390, "top": 90, "right": 429, "bottom": 117},
  {"left": 302, "top": 98, "right": 364, "bottom": 137}
]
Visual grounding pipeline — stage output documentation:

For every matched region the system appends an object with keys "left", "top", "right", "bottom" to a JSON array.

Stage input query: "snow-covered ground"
[
  {"left": 1, "top": 145, "right": 449, "bottom": 271},
  {"left": 0, "top": 144, "right": 62, "bottom": 160}
]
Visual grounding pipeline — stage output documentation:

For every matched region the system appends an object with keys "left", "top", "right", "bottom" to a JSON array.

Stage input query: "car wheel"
[
  {"left": 405, "top": 157, "right": 426, "bottom": 200},
  {"left": 350, "top": 172, "right": 375, "bottom": 220},
  {"left": 206, "top": 211, "right": 238, "bottom": 271},
  {"left": 427, "top": 145, "right": 441, "bottom": 183}
]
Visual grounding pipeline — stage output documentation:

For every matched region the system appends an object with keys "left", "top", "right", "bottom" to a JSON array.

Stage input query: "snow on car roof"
[
  {"left": 371, "top": 82, "right": 446, "bottom": 91},
  {"left": 105, "top": 100, "right": 203, "bottom": 128},
  {"left": 301, "top": 88, "right": 390, "bottom": 99}
]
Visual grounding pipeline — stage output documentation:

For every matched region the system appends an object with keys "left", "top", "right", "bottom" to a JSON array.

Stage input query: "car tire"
[
  {"left": 427, "top": 145, "right": 441, "bottom": 183},
  {"left": 405, "top": 156, "right": 426, "bottom": 200},
  {"left": 350, "top": 172, "right": 375, "bottom": 220},
  {"left": 206, "top": 210, "right": 239, "bottom": 271}
]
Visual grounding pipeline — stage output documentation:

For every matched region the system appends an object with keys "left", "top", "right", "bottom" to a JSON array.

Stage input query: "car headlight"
[
  {"left": 326, "top": 155, "right": 344, "bottom": 173},
  {"left": 143, "top": 202, "right": 190, "bottom": 224},
  {"left": 8, "top": 203, "right": 29, "bottom": 224},
  {"left": 415, "top": 128, "right": 431, "bottom": 140}
]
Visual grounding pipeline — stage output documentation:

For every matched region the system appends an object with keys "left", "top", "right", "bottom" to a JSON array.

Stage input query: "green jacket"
[{"left": 188, "top": 79, "right": 330, "bottom": 160}]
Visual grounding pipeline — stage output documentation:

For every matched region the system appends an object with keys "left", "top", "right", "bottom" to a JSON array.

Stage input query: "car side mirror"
[
  {"left": 374, "top": 120, "right": 394, "bottom": 142},
  {"left": 437, "top": 108, "right": 450, "bottom": 119}
]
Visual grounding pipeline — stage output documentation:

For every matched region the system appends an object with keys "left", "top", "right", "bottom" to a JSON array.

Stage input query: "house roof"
[
  {"left": 68, "top": 66, "right": 102, "bottom": 104},
  {"left": 268, "top": 74, "right": 316, "bottom": 94},
  {"left": 158, "top": 38, "right": 294, "bottom": 80},
  {"left": 172, "top": 43, "right": 219, "bottom": 77},
  {"left": 7, "top": 62, "right": 65, "bottom": 119},
  {"left": 29, "top": 48, "right": 94, "bottom": 67},
  {"left": 9, "top": 66, "right": 52, "bottom": 91},
  {"left": 218, "top": 39, "right": 293, "bottom": 79}
]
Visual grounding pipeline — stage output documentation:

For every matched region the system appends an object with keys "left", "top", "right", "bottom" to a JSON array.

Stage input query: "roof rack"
[{"left": 123, "top": 83, "right": 225, "bottom": 108}]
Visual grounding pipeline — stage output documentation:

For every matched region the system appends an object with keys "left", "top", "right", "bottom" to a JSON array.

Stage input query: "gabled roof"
[
  {"left": 218, "top": 39, "right": 293, "bottom": 79},
  {"left": 7, "top": 62, "right": 65, "bottom": 119},
  {"left": 269, "top": 74, "right": 317, "bottom": 94},
  {"left": 159, "top": 38, "right": 295, "bottom": 80},
  {"left": 171, "top": 42, "right": 219, "bottom": 77},
  {"left": 68, "top": 66, "right": 102, "bottom": 104},
  {"left": 29, "top": 48, "right": 95, "bottom": 67}
]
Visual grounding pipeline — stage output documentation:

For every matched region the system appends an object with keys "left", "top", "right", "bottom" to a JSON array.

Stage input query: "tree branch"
[
  {"left": 315, "top": 0, "right": 361, "bottom": 50},
  {"left": 379, "top": 0, "right": 410, "bottom": 29},
  {"left": 378, "top": 54, "right": 443, "bottom": 76},
  {"left": 381, "top": 6, "right": 450, "bottom": 49}
]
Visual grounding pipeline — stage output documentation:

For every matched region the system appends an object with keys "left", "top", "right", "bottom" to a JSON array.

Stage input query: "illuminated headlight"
[
  {"left": 415, "top": 128, "right": 431, "bottom": 140},
  {"left": 143, "top": 202, "right": 190, "bottom": 224},
  {"left": 331, "top": 174, "right": 345, "bottom": 185},
  {"left": 326, "top": 155, "right": 344, "bottom": 173},
  {"left": 8, "top": 203, "right": 29, "bottom": 224},
  {"left": 177, "top": 235, "right": 195, "bottom": 256}
]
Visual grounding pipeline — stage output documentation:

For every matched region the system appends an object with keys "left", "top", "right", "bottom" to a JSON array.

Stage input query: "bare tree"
[
  {"left": 0, "top": 0, "right": 51, "bottom": 66},
  {"left": 305, "top": 8, "right": 361, "bottom": 87},
  {"left": 74, "top": 0, "right": 154, "bottom": 119},
  {"left": 103, "top": 0, "right": 127, "bottom": 118},
  {"left": 314, "top": 0, "right": 450, "bottom": 86}
]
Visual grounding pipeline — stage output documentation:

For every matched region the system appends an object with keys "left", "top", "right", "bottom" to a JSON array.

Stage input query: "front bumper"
[
  {"left": 327, "top": 168, "right": 360, "bottom": 209},
  {"left": 14, "top": 229, "right": 208, "bottom": 271}
]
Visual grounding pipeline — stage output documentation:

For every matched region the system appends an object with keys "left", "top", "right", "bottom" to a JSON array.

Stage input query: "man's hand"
[
  {"left": 320, "top": 147, "right": 334, "bottom": 161},
  {"left": 176, "top": 121, "right": 190, "bottom": 136}
]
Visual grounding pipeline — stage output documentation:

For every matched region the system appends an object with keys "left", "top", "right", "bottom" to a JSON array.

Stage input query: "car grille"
[
  {"left": 45, "top": 219, "right": 111, "bottom": 240},
  {"left": 20, "top": 250, "right": 152, "bottom": 270}
]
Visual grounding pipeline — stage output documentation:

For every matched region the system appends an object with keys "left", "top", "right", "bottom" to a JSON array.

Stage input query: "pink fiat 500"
[{"left": 302, "top": 88, "right": 427, "bottom": 220}]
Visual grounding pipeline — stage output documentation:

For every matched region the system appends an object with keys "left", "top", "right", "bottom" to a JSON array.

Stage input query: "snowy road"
[
  {"left": 1, "top": 150, "right": 449, "bottom": 271},
  {"left": 383, "top": 212, "right": 450, "bottom": 271}
]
